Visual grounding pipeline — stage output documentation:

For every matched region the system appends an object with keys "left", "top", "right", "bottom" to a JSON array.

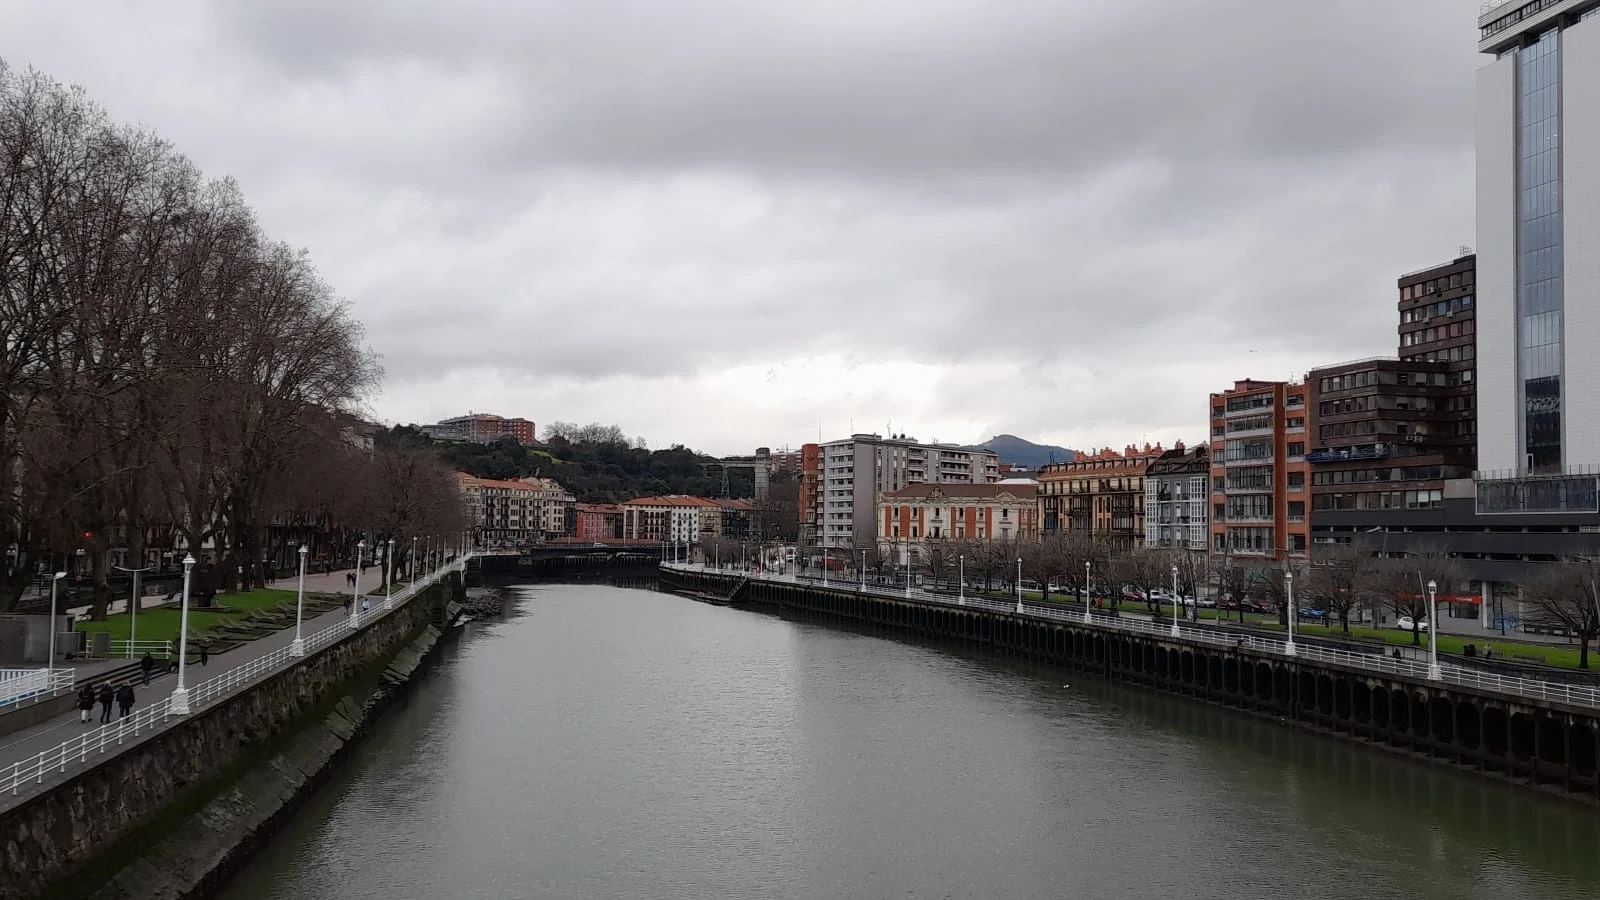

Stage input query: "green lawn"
[
  {"left": 1253, "top": 621, "right": 1590, "bottom": 669},
  {"left": 76, "top": 590, "right": 294, "bottom": 645}
]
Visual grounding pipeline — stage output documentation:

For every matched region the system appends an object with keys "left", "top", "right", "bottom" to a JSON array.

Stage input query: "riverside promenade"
[{"left": 0, "top": 564, "right": 446, "bottom": 813}]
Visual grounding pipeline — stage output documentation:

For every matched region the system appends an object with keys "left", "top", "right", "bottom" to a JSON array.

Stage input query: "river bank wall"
[
  {"left": 660, "top": 568, "right": 1600, "bottom": 808},
  {"left": 3, "top": 575, "right": 466, "bottom": 900}
]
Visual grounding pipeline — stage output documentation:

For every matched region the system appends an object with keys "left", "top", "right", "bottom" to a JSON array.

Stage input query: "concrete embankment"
[
  {"left": 3, "top": 578, "right": 466, "bottom": 900},
  {"left": 85, "top": 619, "right": 459, "bottom": 900}
]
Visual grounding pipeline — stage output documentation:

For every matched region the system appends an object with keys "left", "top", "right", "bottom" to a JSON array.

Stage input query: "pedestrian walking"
[
  {"left": 96, "top": 682, "right": 114, "bottom": 724},
  {"left": 115, "top": 683, "right": 135, "bottom": 719},
  {"left": 199, "top": 643, "right": 209, "bottom": 667},
  {"left": 361, "top": 598, "right": 371, "bottom": 613},
  {"left": 1484, "top": 642, "right": 1494, "bottom": 659},
  {"left": 77, "top": 685, "right": 95, "bottom": 724},
  {"left": 139, "top": 652, "right": 154, "bottom": 686}
]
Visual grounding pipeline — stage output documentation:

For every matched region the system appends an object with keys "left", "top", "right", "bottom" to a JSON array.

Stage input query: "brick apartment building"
[
  {"left": 1208, "top": 381, "right": 1311, "bottom": 564},
  {"left": 423, "top": 413, "right": 537, "bottom": 444},
  {"left": 458, "top": 474, "right": 576, "bottom": 543}
]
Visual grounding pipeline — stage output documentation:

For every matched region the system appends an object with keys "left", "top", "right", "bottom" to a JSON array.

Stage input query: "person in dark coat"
[
  {"left": 77, "top": 685, "right": 95, "bottom": 724},
  {"left": 115, "top": 683, "right": 135, "bottom": 719},
  {"left": 199, "top": 643, "right": 209, "bottom": 667},
  {"left": 139, "top": 652, "right": 154, "bottom": 686},
  {"left": 96, "top": 683, "right": 114, "bottom": 724}
]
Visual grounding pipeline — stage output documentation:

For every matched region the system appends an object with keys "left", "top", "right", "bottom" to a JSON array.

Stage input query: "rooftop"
[{"left": 882, "top": 482, "right": 1038, "bottom": 501}]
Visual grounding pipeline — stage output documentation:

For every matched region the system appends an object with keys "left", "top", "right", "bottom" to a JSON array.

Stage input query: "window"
[
  {"left": 1287, "top": 442, "right": 1305, "bottom": 457},
  {"left": 1287, "top": 417, "right": 1305, "bottom": 429},
  {"left": 1287, "top": 472, "right": 1305, "bottom": 488}
]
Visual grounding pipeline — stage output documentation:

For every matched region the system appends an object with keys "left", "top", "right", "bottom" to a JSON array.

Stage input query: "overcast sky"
[{"left": 1, "top": 1, "right": 1486, "bottom": 457}]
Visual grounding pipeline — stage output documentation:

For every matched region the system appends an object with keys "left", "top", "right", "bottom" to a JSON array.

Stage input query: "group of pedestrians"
[{"left": 76, "top": 682, "right": 136, "bottom": 724}]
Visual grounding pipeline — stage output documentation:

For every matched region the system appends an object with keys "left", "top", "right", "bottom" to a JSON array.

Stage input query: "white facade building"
[
  {"left": 1476, "top": 1, "right": 1600, "bottom": 482},
  {"left": 818, "top": 433, "right": 1001, "bottom": 550}
]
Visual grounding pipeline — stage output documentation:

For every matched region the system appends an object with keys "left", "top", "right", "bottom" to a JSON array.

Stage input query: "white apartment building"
[
  {"left": 818, "top": 433, "right": 1001, "bottom": 550},
  {"left": 1476, "top": 1, "right": 1600, "bottom": 503}
]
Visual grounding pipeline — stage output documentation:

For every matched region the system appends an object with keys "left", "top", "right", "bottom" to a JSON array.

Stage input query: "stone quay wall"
[{"left": 1, "top": 574, "right": 465, "bottom": 900}]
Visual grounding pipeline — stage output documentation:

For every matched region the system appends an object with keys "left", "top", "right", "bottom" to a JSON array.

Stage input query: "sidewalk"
[{"left": 0, "top": 566, "right": 391, "bottom": 812}]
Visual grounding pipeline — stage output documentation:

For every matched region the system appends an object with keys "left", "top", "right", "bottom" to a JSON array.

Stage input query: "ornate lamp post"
[
  {"left": 170, "top": 555, "right": 197, "bottom": 714},
  {"left": 290, "top": 545, "right": 308, "bottom": 657}
]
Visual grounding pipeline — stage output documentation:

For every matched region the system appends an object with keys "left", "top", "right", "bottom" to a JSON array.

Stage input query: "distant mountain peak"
[{"left": 971, "top": 434, "right": 1074, "bottom": 468}]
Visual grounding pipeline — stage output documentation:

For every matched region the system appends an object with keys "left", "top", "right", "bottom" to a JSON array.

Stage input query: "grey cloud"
[{"left": 0, "top": 0, "right": 1486, "bottom": 449}]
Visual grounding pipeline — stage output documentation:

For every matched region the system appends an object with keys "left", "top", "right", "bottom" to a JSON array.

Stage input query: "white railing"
[
  {"left": 106, "top": 640, "right": 174, "bottom": 660},
  {"left": 4, "top": 557, "right": 468, "bottom": 799},
  {"left": 663, "top": 563, "right": 1600, "bottom": 711},
  {"left": 0, "top": 669, "right": 75, "bottom": 709}
]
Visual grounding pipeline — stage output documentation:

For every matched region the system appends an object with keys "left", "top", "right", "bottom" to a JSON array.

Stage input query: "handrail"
[
  {"left": 660, "top": 563, "right": 1600, "bottom": 712},
  {"left": 0, "top": 670, "right": 74, "bottom": 709},
  {"left": 4, "top": 557, "right": 468, "bottom": 798}
]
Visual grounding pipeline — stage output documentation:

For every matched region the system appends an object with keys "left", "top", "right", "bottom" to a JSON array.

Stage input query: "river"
[{"left": 219, "top": 583, "right": 1600, "bottom": 900}]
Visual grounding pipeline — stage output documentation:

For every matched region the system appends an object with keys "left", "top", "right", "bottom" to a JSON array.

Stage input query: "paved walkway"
[{"left": 0, "top": 566, "right": 396, "bottom": 812}]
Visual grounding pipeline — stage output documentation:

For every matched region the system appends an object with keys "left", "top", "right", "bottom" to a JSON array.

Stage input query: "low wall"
[
  {"left": 87, "top": 615, "right": 459, "bottom": 899},
  {"left": 0, "top": 575, "right": 464, "bottom": 900}
]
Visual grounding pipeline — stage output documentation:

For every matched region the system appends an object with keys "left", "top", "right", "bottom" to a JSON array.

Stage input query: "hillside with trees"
[{"left": 385, "top": 423, "right": 761, "bottom": 503}]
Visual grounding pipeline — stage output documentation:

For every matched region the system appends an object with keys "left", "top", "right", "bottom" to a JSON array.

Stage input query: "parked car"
[{"left": 1397, "top": 615, "right": 1430, "bottom": 633}]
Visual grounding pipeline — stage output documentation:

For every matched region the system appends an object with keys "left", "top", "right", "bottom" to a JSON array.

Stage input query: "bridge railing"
[
  {"left": 660, "top": 563, "right": 1600, "bottom": 711},
  {"left": 4, "top": 556, "right": 471, "bottom": 800}
]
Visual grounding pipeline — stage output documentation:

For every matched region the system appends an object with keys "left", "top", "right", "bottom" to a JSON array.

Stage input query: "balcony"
[{"left": 1306, "top": 444, "right": 1392, "bottom": 464}]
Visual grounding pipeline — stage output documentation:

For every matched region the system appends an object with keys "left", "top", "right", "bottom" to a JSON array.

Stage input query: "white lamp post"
[
  {"left": 1170, "top": 564, "right": 1181, "bottom": 638},
  {"left": 1284, "top": 570, "right": 1298, "bottom": 657},
  {"left": 1427, "top": 579, "right": 1442, "bottom": 680},
  {"left": 1016, "top": 557, "right": 1024, "bottom": 613},
  {"left": 905, "top": 537, "right": 912, "bottom": 598},
  {"left": 385, "top": 538, "right": 395, "bottom": 609},
  {"left": 410, "top": 536, "right": 417, "bottom": 583},
  {"left": 169, "top": 555, "right": 196, "bottom": 714},
  {"left": 350, "top": 540, "right": 365, "bottom": 629},
  {"left": 822, "top": 548, "right": 828, "bottom": 587},
  {"left": 46, "top": 571, "right": 66, "bottom": 673},
  {"left": 958, "top": 554, "right": 965, "bottom": 606},
  {"left": 1083, "top": 561, "right": 1093, "bottom": 623},
  {"left": 290, "top": 545, "right": 308, "bottom": 657}
]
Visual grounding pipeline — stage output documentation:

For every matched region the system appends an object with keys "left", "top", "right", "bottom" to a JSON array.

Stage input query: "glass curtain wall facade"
[{"left": 1518, "top": 28, "right": 1564, "bottom": 473}]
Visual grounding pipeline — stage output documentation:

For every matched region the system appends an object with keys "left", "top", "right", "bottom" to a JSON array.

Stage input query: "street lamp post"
[
  {"left": 1427, "top": 579, "right": 1442, "bottom": 680},
  {"left": 1016, "top": 557, "right": 1024, "bottom": 614},
  {"left": 821, "top": 548, "right": 828, "bottom": 587},
  {"left": 350, "top": 540, "right": 365, "bottom": 630},
  {"left": 411, "top": 536, "right": 418, "bottom": 584},
  {"left": 1083, "top": 561, "right": 1093, "bottom": 623},
  {"left": 290, "top": 545, "right": 308, "bottom": 657},
  {"left": 112, "top": 563, "right": 156, "bottom": 658},
  {"left": 904, "top": 537, "right": 912, "bottom": 599},
  {"left": 1170, "top": 564, "right": 1181, "bottom": 638},
  {"left": 958, "top": 554, "right": 965, "bottom": 606},
  {"left": 385, "top": 538, "right": 395, "bottom": 609},
  {"left": 1284, "top": 570, "right": 1298, "bottom": 657},
  {"left": 46, "top": 571, "right": 66, "bottom": 674},
  {"left": 170, "top": 555, "right": 196, "bottom": 714}
]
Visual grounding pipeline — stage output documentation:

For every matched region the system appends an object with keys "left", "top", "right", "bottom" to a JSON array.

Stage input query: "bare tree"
[
  {"left": 1522, "top": 557, "right": 1600, "bottom": 669},
  {"left": 1363, "top": 544, "right": 1466, "bottom": 646}
]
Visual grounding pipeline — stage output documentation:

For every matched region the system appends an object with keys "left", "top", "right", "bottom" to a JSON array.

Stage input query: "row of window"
[
  {"left": 1400, "top": 294, "right": 1474, "bottom": 323},
  {"left": 1400, "top": 271, "right": 1472, "bottom": 300},
  {"left": 1311, "top": 465, "right": 1452, "bottom": 486},
  {"left": 1401, "top": 320, "right": 1475, "bottom": 347},
  {"left": 1312, "top": 489, "right": 1444, "bottom": 512}
]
